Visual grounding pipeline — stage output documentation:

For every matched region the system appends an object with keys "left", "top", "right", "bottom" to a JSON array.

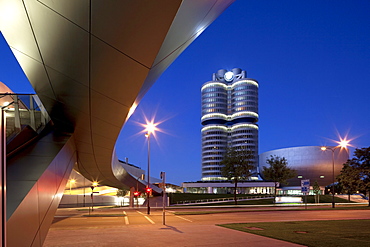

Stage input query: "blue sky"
[{"left": 1, "top": 1, "right": 370, "bottom": 185}]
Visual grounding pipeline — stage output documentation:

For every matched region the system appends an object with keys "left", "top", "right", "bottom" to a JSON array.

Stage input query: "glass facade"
[{"left": 201, "top": 68, "right": 259, "bottom": 181}]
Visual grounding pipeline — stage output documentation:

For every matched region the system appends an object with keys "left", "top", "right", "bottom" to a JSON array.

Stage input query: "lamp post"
[
  {"left": 321, "top": 139, "right": 349, "bottom": 208},
  {"left": 1, "top": 104, "right": 8, "bottom": 246},
  {"left": 145, "top": 131, "right": 151, "bottom": 215},
  {"left": 160, "top": 171, "right": 166, "bottom": 225},
  {"left": 142, "top": 120, "right": 159, "bottom": 215}
]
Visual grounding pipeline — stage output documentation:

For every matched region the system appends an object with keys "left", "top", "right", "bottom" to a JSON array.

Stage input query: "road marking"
[
  {"left": 123, "top": 211, "right": 129, "bottom": 225},
  {"left": 144, "top": 216, "right": 155, "bottom": 224},
  {"left": 136, "top": 211, "right": 155, "bottom": 224},
  {"left": 175, "top": 216, "right": 193, "bottom": 222}
]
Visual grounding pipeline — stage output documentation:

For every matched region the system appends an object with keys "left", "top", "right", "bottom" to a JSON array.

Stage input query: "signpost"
[
  {"left": 301, "top": 179, "right": 310, "bottom": 209},
  {"left": 160, "top": 172, "right": 166, "bottom": 225}
]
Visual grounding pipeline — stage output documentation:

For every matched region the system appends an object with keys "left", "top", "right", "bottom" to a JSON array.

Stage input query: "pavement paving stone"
[{"left": 44, "top": 205, "right": 370, "bottom": 247}]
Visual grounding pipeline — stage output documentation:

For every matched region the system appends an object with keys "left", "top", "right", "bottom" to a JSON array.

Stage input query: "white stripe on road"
[
  {"left": 175, "top": 216, "right": 193, "bottom": 222},
  {"left": 136, "top": 210, "right": 155, "bottom": 224},
  {"left": 144, "top": 216, "right": 155, "bottom": 224},
  {"left": 123, "top": 211, "right": 129, "bottom": 225}
]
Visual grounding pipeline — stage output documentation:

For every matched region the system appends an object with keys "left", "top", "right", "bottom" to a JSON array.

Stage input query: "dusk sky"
[{"left": 1, "top": 1, "right": 370, "bottom": 185}]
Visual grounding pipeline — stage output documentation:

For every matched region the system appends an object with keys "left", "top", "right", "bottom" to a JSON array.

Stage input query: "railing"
[{"left": 0, "top": 93, "right": 50, "bottom": 140}]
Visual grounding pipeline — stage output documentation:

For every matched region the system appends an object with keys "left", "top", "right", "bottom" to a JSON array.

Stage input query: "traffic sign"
[{"left": 301, "top": 179, "right": 310, "bottom": 194}]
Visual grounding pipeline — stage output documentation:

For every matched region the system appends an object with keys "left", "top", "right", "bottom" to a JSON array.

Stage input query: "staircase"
[{"left": 0, "top": 94, "right": 50, "bottom": 156}]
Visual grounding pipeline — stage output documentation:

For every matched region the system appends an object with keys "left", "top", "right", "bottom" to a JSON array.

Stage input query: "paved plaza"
[{"left": 43, "top": 205, "right": 370, "bottom": 246}]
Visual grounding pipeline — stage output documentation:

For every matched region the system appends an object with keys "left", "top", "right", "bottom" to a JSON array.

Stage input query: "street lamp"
[
  {"left": 144, "top": 121, "right": 157, "bottom": 215},
  {"left": 321, "top": 139, "right": 350, "bottom": 208}
]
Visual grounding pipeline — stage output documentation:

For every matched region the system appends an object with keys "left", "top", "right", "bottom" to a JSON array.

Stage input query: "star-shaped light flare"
[
  {"left": 138, "top": 115, "right": 166, "bottom": 141},
  {"left": 321, "top": 133, "right": 355, "bottom": 152},
  {"left": 335, "top": 135, "right": 354, "bottom": 150}
]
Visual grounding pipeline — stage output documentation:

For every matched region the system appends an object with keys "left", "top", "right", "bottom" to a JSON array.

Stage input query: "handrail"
[{"left": 1, "top": 93, "right": 51, "bottom": 140}]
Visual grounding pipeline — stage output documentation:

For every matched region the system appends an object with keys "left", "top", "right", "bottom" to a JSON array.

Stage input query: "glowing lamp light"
[
  {"left": 338, "top": 139, "right": 350, "bottom": 148},
  {"left": 321, "top": 137, "right": 351, "bottom": 152},
  {"left": 92, "top": 182, "right": 98, "bottom": 187},
  {"left": 145, "top": 121, "right": 157, "bottom": 135}
]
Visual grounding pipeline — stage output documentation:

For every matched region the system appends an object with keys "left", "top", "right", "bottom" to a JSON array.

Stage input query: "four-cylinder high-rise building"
[{"left": 201, "top": 68, "right": 259, "bottom": 181}]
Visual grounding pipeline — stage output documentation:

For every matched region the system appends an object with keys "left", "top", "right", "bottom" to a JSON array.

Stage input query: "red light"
[
  {"left": 133, "top": 191, "right": 140, "bottom": 197},
  {"left": 145, "top": 187, "right": 152, "bottom": 194}
]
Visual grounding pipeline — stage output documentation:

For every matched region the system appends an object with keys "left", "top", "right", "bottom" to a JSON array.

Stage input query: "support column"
[{"left": 0, "top": 108, "right": 6, "bottom": 246}]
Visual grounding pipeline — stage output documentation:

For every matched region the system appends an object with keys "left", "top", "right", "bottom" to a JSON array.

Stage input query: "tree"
[
  {"left": 337, "top": 161, "right": 361, "bottom": 202},
  {"left": 312, "top": 180, "right": 321, "bottom": 204},
  {"left": 262, "top": 155, "right": 297, "bottom": 203},
  {"left": 351, "top": 147, "right": 370, "bottom": 206},
  {"left": 221, "top": 147, "right": 254, "bottom": 205},
  {"left": 116, "top": 188, "right": 128, "bottom": 197},
  {"left": 116, "top": 188, "right": 128, "bottom": 206}
]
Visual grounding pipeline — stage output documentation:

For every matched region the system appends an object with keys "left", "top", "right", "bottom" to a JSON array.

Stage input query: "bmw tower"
[{"left": 201, "top": 68, "right": 259, "bottom": 181}]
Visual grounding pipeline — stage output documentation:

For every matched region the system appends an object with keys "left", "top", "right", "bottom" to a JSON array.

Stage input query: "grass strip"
[
  {"left": 218, "top": 219, "right": 370, "bottom": 247},
  {"left": 190, "top": 196, "right": 355, "bottom": 206},
  {"left": 173, "top": 206, "right": 370, "bottom": 215},
  {"left": 169, "top": 194, "right": 357, "bottom": 205}
]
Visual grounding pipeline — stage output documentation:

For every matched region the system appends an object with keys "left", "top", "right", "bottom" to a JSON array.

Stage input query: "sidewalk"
[
  {"left": 45, "top": 223, "right": 305, "bottom": 247},
  {"left": 44, "top": 208, "right": 305, "bottom": 247}
]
